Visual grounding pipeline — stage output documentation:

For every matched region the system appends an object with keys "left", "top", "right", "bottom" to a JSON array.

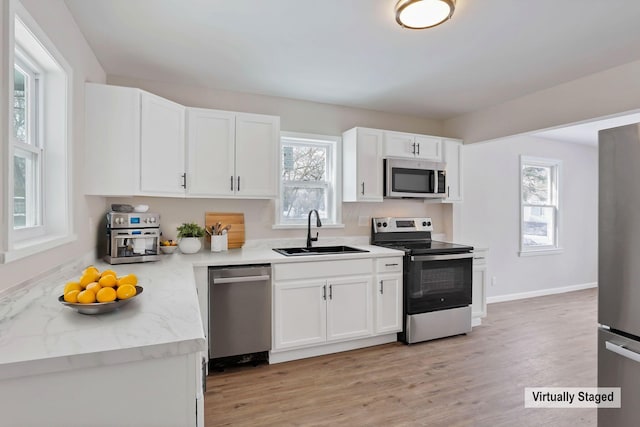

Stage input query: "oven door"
[{"left": 405, "top": 253, "right": 473, "bottom": 313}]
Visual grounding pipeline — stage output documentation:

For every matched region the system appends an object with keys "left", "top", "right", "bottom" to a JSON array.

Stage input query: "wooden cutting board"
[{"left": 205, "top": 212, "right": 245, "bottom": 249}]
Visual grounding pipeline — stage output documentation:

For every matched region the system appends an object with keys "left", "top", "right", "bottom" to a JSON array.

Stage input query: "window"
[
  {"left": 275, "top": 132, "right": 342, "bottom": 227},
  {"left": 3, "top": 3, "right": 74, "bottom": 263},
  {"left": 13, "top": 52, "right": 42, "bottom": 230},
  {"left": 520, "top": 156, "right": 561, "bottom": 255}
]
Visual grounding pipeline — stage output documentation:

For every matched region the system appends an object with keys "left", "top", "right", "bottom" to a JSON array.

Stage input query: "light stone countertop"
[{"left": 0, "top": 243, "right": 404, "bottom": 381}]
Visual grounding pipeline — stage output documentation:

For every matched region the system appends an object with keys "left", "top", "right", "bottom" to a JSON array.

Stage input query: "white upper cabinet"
[
  {"left": 140, "top": 92, "right": 186, "bottom": 196},
  {"left": 186, "top": 108, "right": 236, "bottom": 197},
  {"left": 84, "top": 83, "right": 140, "bottom": 196},
  {"left": 383, "top": 131, "right": 442, "bottom": 161},
  {"left": 186, "top": 109, "right": 279, "bottom": 198},
  {"left": 342, "top": 127, "right": 383, "bottom": 202},
  {"left": 234, "top": 113, "right": 280, "bottom": 198},
  {"left": 442, "top": 138, "right": 463, "bottom": 202}
]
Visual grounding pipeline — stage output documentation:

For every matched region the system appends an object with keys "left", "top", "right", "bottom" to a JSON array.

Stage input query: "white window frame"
[
  {"left": 519, "top": 156, "right": 563, "bottom": 256},
  {"left": 2, "top": 1, "right": 75, "bottom": 263},
  {"left": 274, "top": 131, "right": 344, "bottom": 229}
]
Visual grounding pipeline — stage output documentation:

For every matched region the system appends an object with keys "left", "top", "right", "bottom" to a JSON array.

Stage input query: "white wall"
[
  {"left": 0, "top": 0, "right": 106, "bottom": 292},
  {"left": 444, "top": 60, "right": 640, "bottom": 144},
  {"left": 460, "top": 135, "right": 598, "bottom": 299}
]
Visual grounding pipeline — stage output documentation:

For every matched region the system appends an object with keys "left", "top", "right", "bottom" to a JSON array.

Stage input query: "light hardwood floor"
[{"left": 205, "top": 288, "right": 597, "bottom": 426}]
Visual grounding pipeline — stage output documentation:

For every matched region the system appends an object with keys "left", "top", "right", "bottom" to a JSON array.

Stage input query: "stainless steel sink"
[{"left": 273, "top": 245, "right": 369, "bottom": 257}]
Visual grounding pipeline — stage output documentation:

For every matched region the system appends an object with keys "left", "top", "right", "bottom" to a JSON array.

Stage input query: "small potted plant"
[{"left": 176, "top": 222, "right": 205, "bottom": 254}]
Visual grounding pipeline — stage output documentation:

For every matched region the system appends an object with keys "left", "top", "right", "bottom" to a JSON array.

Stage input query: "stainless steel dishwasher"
[{"left": 208, "top": 264, "right": 271, "bottom": 365}]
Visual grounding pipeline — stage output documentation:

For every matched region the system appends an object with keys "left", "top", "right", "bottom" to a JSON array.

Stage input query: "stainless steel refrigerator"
[{"left": 599, "top": 123, "right": 640, "bottom": 426}]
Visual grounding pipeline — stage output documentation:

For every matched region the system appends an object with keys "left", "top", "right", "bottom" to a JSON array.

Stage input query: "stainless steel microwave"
[{"left": 384, "top": 158, "right": 447, "bottom": 199}]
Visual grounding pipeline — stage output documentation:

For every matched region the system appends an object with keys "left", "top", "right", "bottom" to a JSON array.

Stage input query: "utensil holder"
[{"left": 211, "top": 234, "right": 228, "bottom": 252}]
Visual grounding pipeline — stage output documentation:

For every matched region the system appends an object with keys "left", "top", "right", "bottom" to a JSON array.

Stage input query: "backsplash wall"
[{"left": 106, "top": 197, "right": 450, "bottom": 243}]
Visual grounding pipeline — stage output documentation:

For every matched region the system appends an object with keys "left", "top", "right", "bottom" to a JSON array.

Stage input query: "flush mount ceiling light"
[{"left": 395, "top": 0, "right": 456, "bottom": 29}]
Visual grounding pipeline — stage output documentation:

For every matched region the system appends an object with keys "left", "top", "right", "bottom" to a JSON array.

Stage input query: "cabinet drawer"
[
  {"left": 473, "top": 249, "right": 487, "bottom": 265},
  {"left": 375, "top": 257, "right": 403, "bottom": 273},
  {"left": 274, "top": 258, "right": 372, "bottom": 281}
]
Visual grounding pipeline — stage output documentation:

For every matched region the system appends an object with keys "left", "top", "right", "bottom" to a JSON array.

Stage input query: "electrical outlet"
[
  {"left": 358, "top": 216, "right": 370, "bottom": 227},
  {"left": 492, "top": 276, "right": 497, "bottom": 287}
]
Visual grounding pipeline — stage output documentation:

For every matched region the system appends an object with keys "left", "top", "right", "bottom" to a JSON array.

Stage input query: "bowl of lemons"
[{"left": 59, "top": 266, "right": 143, "bottom": 315}]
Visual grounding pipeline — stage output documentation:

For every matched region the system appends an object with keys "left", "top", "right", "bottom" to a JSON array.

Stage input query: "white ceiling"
[
  {"left": 63, "top": 0, "right": 640, "bottom": 121},
  {"left": 534, "top": 113, "right": 640, "bottom": 146}
]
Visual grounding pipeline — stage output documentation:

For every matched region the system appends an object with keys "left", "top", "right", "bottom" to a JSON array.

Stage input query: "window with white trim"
[
  {"left": 3, "top": 3, "right": 74, "bottom": 263},
  {"left": 520, "top": 156, "right": 561, "bottom": 254},
  {"left": 276, "top": 132, "right": 342, "bottom": 227}
]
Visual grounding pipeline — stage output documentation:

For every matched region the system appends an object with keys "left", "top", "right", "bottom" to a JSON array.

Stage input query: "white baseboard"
[{"left": 486, "top": 282, "right": 598, "bottom": 304}]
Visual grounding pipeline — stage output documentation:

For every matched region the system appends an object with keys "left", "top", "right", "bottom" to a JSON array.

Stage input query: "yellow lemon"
[
  {"left": 64, "top": 289, "right": 80, "bottom": 303},
  {"left": 98, "top": 274, "right": 117, "bottom": 288},
  {"left": 63, "top": 281, "right": 82, "bottom": 294},
  {"left": 117, "top": 274, "right": 138, "bottom": 287},
  {"left": 116, "top": 284, "right": 137, "bottom": 300},
  {"left": 77, "top": 289, "right": 96, "bottom": 304},
  {"left": 100, "top": 269, "right": 117, "bottom": 279},
  {"left": 96, "top": 287, "right": 117, "bottom": 303},
  {"left": 79, "top": 271, "right": 100, "bottom": 288},
  {"left": 83, "top": 265, "right": 99, "bottom": 275},
  {"left": 85, "top": 282, "right": 102, "bottom": 295}
]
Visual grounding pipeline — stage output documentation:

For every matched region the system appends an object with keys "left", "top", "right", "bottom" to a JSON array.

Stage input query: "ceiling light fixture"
[{"left": 395, "top": 0, "right": 456, "bottom": 29}]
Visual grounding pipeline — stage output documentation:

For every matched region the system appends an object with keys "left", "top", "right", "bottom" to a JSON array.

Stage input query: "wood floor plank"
[{"left": 205, "top": 288, "right": 597, "bottom": 426}]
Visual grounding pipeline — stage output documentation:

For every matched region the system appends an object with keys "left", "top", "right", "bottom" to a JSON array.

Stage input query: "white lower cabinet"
[
  {"left": 272, "top": 258, "right": 401, "bottom": 361},
  {"left": 472, "top": 249, "right": 488, "bottom": 325},
  {"left": 375, "top": 275, "right": 402, "bottom": 334}
]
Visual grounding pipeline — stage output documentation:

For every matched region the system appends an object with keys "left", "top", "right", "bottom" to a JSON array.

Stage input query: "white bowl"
[
  {"left": 133, "top": 204, "right": 149, "bottom": 212},
  {"left": 160, "top": 245, "right": 177, "bottom": 254}
]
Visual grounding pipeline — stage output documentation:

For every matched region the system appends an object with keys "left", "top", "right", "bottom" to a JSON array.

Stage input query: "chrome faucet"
[{"left": 306, "top": 209, "right": 322, "bottom": 248}]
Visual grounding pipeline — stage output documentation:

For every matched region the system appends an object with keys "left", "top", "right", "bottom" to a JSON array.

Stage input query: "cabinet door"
[
  {"left": 443, "top": 138, "right": 463, "bottom": 202},
  {"left": 414, "top": 135, "right": 442, "bottom": 161},
  {"left": 326, "top": 276, "right": 373, "bottom": 342},
  {"left": 273, "top": 280, "right": 327, "bottom": 350},
  {"left": 375, "top": 275, "right": 403, "bottom": 334},
  {"left": 140, "top": 92, "right": 186, "bottom": 195},
  {"left": 356, "top": 128, "right": 383, "bottom": 201},
  {"left": 383, "top": 131, "right": 416, "bottom": 158},
  {"left": 84, "top": 83, "right": 140, "bottom": 196},
  {"left": 472, "top": 265, "right": 487, "bottom": 319},
  {"left": 186, "top": 108, "right": 235, "bottom": 197},
  {"left": 234, "top": 113, "right": 280, "bottom": 198}
]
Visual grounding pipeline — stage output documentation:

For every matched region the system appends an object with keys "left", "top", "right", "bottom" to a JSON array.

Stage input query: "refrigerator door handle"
[{"left": 606, "top": 341, "right": 640, "bottom": 363}]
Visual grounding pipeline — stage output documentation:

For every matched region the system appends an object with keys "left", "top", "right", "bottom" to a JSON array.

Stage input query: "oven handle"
[{"left": 410, "top": 253, "right": 473, "bottom": 262}]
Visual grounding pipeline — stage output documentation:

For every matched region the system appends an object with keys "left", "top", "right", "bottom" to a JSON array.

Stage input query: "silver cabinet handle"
[
  {"left": 606, "top": 341, "right": 640, "bottom": 363},
  {"left": 411, "top": 253, "right": 473, "bottom": 262},
  {"left": 361, "top": 182, "right": 365, "bottom": 195},
  {"left": 329, "top": 284, "right": 333, "bottom": 300},
  {"left": 416, "top": 143, "right": 420, "bottom": 155},
  {"left": 447, "top": 186, "right": 450, "bottom": 197},
  {"left": 237, "top": 176, "right": 240, "bottom": 192},
  {"left": 230, "top": 176, "right": 234, "bottom": 191},
  {"left": 181, "top": 173, "right": 187, "bottom": 189},
  {"left": 322, "top": 284, "right": 326, "bottom": 300},
  {"left": 379, "top": 280, "right": 384, "bottom": 295},
  {"left": 212, "top": 275, "right": 270, "bottom": 284},
  {"left": 385, "top": 263, "right": 399, "bottom": 267},
  {"left": 411, "top": 142, "right": 416, "bottom": 155}
]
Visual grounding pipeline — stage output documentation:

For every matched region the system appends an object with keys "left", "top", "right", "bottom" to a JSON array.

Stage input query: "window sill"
[
  {"left": 2, "top": 233, "right": 78, "bottom": 264},
  {"left": 272, "top": 223, "right": 345, "bottom": 230},
  {"left": 518, "top": 248, "right": 564, "bottom": 257}
]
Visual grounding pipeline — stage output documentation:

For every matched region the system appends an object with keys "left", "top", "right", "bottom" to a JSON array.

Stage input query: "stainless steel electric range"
[{"left": 371, "top": 217, "right": 474, "bottom": 344}]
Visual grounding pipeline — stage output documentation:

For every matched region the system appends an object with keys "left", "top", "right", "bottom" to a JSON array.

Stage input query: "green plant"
[{"left": 176, "top": 222, "right": 205, "bottom": 238}]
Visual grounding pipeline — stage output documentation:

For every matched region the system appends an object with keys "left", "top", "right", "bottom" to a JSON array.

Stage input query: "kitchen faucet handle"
[{"left": 311, "top": 232, "right": 319, "bottom": 242}]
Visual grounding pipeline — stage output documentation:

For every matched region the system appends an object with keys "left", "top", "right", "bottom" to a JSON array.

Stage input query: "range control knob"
[
  {"left": 422, "top": 221, "right": 427, "bottom": 227},
  {"left": 427, "top": 221, "right": 432, "bottom": 227},
  {"left": 376, "top": 222, "right": 382, "bottom": 227},
  {"left": 382, "top": 222, "right": 388, "bottom": 227},
  {"left": 150, "top": 217, "right": 156, "bottom": 223}
]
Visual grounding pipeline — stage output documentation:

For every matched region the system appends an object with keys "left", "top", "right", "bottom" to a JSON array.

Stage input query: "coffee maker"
[{"left": 105, "top": 211, "right": 161, "bottom": 264}]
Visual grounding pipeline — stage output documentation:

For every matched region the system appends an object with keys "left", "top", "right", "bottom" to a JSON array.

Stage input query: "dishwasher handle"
[{"left": 212, "top": 274, "right": 270, "bottom": 285}]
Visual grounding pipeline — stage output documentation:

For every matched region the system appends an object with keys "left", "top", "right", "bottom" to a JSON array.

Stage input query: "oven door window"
[
  {"left": 406, "top": 257, "right": 472, "bottom": 313},
  {"left": 392, "top": 167, "right": 434, "bottom": 194}
]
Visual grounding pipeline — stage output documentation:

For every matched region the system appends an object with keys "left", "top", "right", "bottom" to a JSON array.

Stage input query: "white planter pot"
[{"left": 178, "top": 237, "right": 202, "bottom": 254}]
